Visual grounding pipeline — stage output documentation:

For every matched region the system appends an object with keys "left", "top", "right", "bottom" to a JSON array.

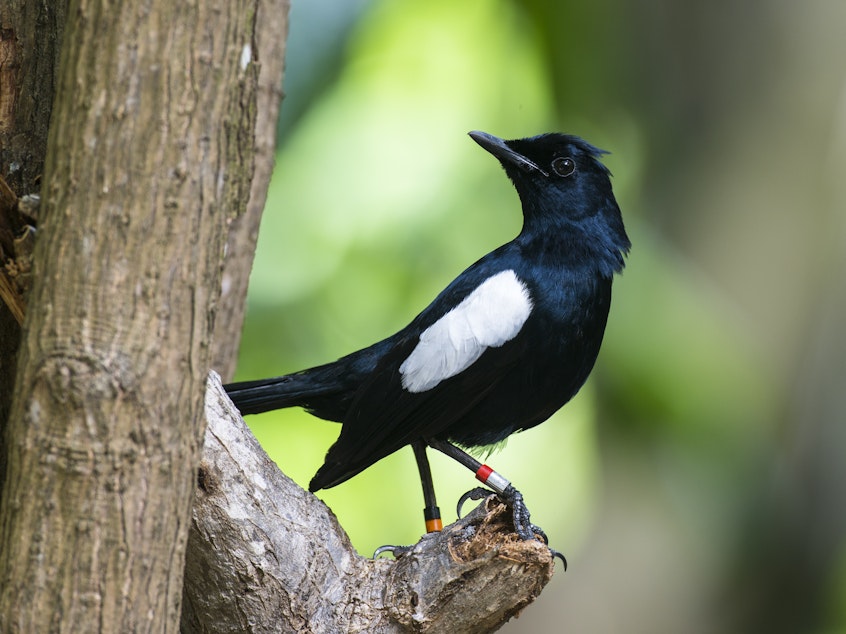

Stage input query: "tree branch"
[{"left": 183, "top": 373, "right": 555, "bottom": 633}]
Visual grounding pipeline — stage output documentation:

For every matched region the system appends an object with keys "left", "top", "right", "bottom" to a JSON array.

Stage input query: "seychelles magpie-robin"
[{"left": 226, "top": 131, "right": 630, "bottom": 561}]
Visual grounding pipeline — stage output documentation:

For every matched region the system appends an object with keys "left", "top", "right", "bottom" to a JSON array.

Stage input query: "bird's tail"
[
  {"left": 224, "top": 362, "right": 360, "bottom": 422},
  {"left": 225, "top": 339, "right": 389, "bottom": 420},
  {"left": 224, "top": 374, "right": 310, "bottom": 414}
]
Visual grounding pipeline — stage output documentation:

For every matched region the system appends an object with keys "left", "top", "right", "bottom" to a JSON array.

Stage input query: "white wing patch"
[{"left": 399, "top": 269, "right": 532, "bottom": 393}]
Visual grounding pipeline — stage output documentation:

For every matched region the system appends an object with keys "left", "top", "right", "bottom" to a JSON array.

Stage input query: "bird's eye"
[{"left": 551, "top": 157, "right": 576, "bottom": 177}]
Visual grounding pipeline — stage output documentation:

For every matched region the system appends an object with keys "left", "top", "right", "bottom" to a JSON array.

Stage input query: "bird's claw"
[
  {"left": 456, "top": 486, "right": 493, "bottom": 519},
  {"left": 373, "top": 544, "right": 413, "bottom": 559},
  {"left": 529, "top": 522, "right": 549, "bottom": 544},
  {"left": 457, "top": 484, "right": 567, "bottom": 569},
  {"left": 549, "top": 547, "right": 568, "bottom": 569}
]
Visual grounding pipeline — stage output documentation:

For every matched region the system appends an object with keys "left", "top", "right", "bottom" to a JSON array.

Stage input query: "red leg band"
[{"left": 475, "top": 464, "right": 493, "bottom": 483}]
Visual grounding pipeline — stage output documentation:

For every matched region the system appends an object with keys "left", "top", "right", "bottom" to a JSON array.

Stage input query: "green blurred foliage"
[{"left": 234, "top": 0, "right": 846, "bottom": 632}]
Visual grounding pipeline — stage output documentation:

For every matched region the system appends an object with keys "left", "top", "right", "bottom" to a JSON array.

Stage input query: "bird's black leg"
[
  {"left": 427, "top": 438, "right": 528, "bottom": 536},
  {"left": 412, "top": 440, "right": 443, "bottom": 534},
  {"left": 427, "top": 438, "right": 566, "bottom": 568},
  {"left": 374, "top": 440, "right": 442, "bottom": 559}
]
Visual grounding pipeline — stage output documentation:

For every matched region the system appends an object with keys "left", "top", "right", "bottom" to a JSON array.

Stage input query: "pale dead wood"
[{"left": 182, "top": 373, "right": 555, "bottom": 633}]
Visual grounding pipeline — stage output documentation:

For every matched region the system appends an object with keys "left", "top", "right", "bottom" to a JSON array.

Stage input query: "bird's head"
[{"left": 470, "top": 130, "right": 630, "bottom": 274}]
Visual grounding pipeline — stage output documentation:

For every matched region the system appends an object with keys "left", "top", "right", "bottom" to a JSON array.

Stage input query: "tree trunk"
[
  {"left": 0, "top": 0, "right": 261, "bottom": 629},
  {"left": 212, "top": 0, "right": 290, "bottom": 380},
  {"left": 0, "top": 0, "right": 67, "bottom": 476},
  {"left": 0, "top": 0, "right": 62, "bottom": 195}
]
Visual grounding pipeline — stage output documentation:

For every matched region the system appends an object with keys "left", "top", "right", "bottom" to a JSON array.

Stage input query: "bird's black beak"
[{"left": 469, "top": 131, "right": 549, "bottom": 177}]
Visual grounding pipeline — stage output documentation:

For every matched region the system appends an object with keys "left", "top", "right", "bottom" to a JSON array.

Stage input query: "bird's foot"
[
  {"left": 456, "top": 484, "right": 536, "bottom": 539},
  {"left": 456, "top": 486, "right": 492, "bottom": 519},
  {"left": 373, "top": 544, "right": 413, "bottom": 559},
  {"left": 456, "top": 485, "right": 567, "bottom": 569}
]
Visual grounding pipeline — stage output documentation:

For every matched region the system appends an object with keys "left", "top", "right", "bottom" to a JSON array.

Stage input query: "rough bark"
[
  {"left": 212, "top": 0, "right": 290, "bottom": 380},
  {"left": 0, "top": 0, "right": 66, "bottom": 464},
  {"left": 182, "top": 374, "right": 555, "bottom": 633},
  {"left": 0, "top": 0, "right": 64, "bottom": 193},
  {"left": 0, "top": 0, "right": 260, "bottom": 630}
]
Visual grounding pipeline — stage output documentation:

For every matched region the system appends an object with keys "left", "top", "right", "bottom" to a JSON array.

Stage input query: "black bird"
[{"left": 226, "top": 131, "right": 630, "bottom": 558}]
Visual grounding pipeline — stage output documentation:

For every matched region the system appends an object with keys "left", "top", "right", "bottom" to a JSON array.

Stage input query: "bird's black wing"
[
  {"left": 309, "top": 333, "right": 529, "bottom": 491},
  {"left": 309, "top": 255, "right": 534, "bottom": 491}
]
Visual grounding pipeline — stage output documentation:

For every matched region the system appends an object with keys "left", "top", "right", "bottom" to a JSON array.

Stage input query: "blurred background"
[{"left": 233, "top": 1, "right": 846, "bottom": 631}]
